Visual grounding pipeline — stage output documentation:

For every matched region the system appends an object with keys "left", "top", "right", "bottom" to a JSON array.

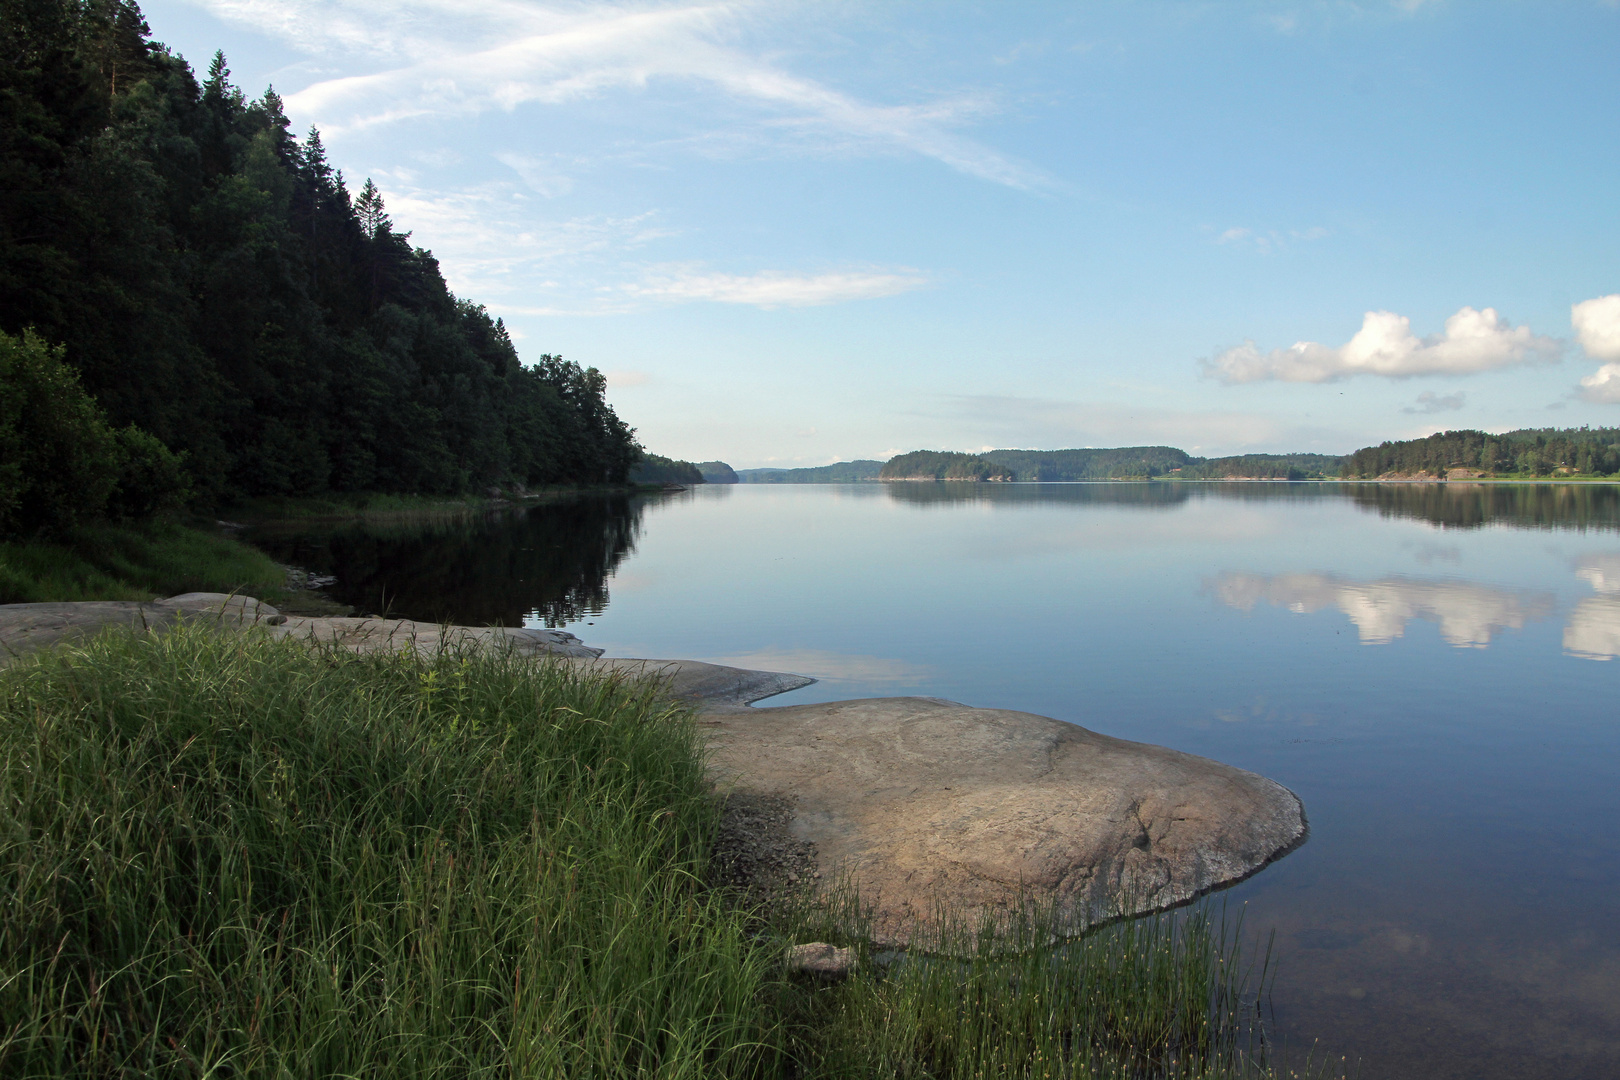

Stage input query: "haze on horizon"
[{"left": 144, "top": 0, "right": 1620, "bottom": 469}]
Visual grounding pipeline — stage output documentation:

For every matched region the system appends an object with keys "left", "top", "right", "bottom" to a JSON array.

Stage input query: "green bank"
[{"left": 0, "top": 625, "right": 1313, "bottom": 1079}]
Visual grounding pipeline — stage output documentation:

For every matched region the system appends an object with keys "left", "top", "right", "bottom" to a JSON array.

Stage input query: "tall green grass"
[
  {"left": 0, "top": 627, "right": 776, "bottom": 1077},
  {"left": 0, "top": 627, "right": 1323, "bottom": 1078},
  {"left": 785, "top": 898, "right": 1281, "bottom": 1079},
  {"left": 0, "top": 522, "right": 286, "bottom": 604}
]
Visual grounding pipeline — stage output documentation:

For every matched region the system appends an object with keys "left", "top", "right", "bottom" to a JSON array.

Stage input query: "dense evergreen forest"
[
  {"left": 628, "top": 454, "right": 702, "bottom": 485},
  {"left": 980, "top": 446, "right": 1191, "bottom": 479},
  {"left": 0, "top": 0, "right": 640, "bottom": 522},
  {"left": 1342, "top": 428, "right": 1620, "bottom": 478},
  {"left": 1177, "top": 453, "right": 1343, "bottom": 480},
  {"left": 879, "top": 451, "right": 1015, "bottom": 481},
  {"left": 695, "top": 461, "right": 738, "bottom": 483}
]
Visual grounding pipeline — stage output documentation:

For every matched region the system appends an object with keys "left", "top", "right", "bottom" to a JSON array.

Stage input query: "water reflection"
[
  {"left": 1212, "top": 572, "right": 1556, "bottom": 647},
  {"left": 884, "top": 481, "right": 1193, "bottom": 509},
  {"left": 1564, "top": 554, "right": 1620, "bottom": 660},
  {"left": 244, "top": 495, "right": 646, "bottom": 626},
  {"left": 876, "top": 479, "right": 1620, "bottom": 532},
  {"left": 1343, "top": 482, "right": 1620, "bottom": 531}
]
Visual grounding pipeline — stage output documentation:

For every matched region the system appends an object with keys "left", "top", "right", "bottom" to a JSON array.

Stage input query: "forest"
[
  {"left": 1341, "top": 428, "right": 1620, "bottom": 478},
  {"left": 878, "top": 451, "right": 1015, "bottom": 481},
  {"left": 736, "top": 460, "right": 884, "bottom": 483},
  {"left": 0, "top": 0, "right": 641, "bottom": 535}
]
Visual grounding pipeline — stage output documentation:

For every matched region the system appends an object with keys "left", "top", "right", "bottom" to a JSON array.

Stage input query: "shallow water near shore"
[{"left": 247, "top": 481, "right": 1620, "bottom": 1079}]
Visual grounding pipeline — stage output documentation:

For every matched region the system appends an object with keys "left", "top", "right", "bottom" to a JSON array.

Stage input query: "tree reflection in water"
[
  {"left": 245, "top": 495, "right": 646, "bottom": 627},
  {"left": 882, "top": 478, "right": 1620, "bottom": 533}
]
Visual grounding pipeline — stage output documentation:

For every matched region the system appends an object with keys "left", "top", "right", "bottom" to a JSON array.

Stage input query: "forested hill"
[
  {"left": 980, "top": 447, "right": 1190, "bottom": 480},
  {"left": 0, "top": 0, "right": 639, "bottom": 504},
  {"left": 736, "top": 461, "right": 885, "bottom": 483},
  {"left": 1343, "top": 428, "right": 1620, "bottom": 478}
]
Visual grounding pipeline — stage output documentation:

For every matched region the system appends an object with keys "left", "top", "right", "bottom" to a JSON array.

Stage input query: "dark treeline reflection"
[
  {"left": 881, "top": 479, "right": 1620, "bottom": 531},
  {"left": 883, "top": 482, "right": 1194, "bottom": 509},
  {"left": 246, "top": 496, "right": 646, "bottom": 626},
  {"left": 1343, "top": 482, "right": 1620, "bottom": 532}
]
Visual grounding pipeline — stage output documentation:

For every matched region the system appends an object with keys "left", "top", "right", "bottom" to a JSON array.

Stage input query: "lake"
[{"left": 247, "top": 482, "right": 1620, "bottom": 1079}]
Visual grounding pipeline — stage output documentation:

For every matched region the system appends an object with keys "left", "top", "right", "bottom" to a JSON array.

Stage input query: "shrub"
[
  {"left": 0, "top": 330, "right": 190, "bottom": 537},
  {"left": 0, "top": 330, "right": 119, "bottom": 536}
]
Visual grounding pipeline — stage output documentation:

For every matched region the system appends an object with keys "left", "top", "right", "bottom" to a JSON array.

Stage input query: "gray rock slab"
[
  {"left": 566, "top": 657, "right": 814, "bottom": 706},
  {"left": 1, "top": 593, "right": 601, "bottom": 662},
  {"left": 700, "top": 695, "right": 1306, "bottom": 945}
]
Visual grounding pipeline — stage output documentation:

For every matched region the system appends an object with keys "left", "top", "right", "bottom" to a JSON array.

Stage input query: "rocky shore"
[{"left": 0, "top": 593, "right": 1306, "bottom": 944}]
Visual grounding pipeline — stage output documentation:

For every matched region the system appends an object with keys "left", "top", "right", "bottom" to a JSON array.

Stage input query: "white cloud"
[
  {"left": 622, "top": 265, "right": 926, "bottom": 307},
  {"left": 1402, "top": 390, "right": 1466, "bottom": 414},
  {"left": 378, "top": 181, "right": 672, "bottom": 299},
  {"left": 1212, "top": 572, "right": 1554, "bottom": 649},
  {"left": 496, "top": 152, "right": 575, "bottom": 197},
  {"left": 606, "top": 369, "right": 650, "bottom": 387},
  {"left": 203, "top": 0, "right": 1045, "bottom": 188},
  {"left": 1573, "top": 293, "right": 1620, "bottom": 403},
  {"left": 1206, "top": 306, "right": 1562, "bottom": 384}
]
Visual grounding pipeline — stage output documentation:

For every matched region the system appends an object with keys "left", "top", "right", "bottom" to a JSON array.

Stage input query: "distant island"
[
  {"left": 664, "top": 428, "right": 1620, "bottom": 485},
  {"left": 734, "top": 461, "right": 885, "bottom": 483}
]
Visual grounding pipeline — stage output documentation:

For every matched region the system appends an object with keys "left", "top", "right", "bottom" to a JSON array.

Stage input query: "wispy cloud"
[
  {"left": 496, "top": 152, "right": 576, "bottom": 197},
  {"left": 375, "top": 179, "right": 672, "bottom": 299},
  {"left": 199, "top": 0, "right": 1045, "bottom": 189},
  {"left": 1573, "top": 293, "right": 1620, "bottom": 403},
  {"left": 1206, "top": 306, "right": 1562, "bottom": 384},
  {"left": 1213, "top": 224, "right": 1328, "bottom": 253},
  {"left": 622, "top": 265, "right": 926, "bottom": 307},
  {"left": 1402, "top": 390, "right": 1465, "bottom": 414}
]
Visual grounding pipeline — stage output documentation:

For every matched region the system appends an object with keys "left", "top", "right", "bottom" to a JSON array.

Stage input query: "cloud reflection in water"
[
  {"left": 1564, "top": 554, "right": 1620, "bottom": 660},
  {"left": 1212, "top": 573, "right": 1555, "bottom": 648}
]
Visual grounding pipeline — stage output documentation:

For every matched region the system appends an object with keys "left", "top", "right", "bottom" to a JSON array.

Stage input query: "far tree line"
[{"left": 690, "top": 431, "right": 1620, "bottom": 485}]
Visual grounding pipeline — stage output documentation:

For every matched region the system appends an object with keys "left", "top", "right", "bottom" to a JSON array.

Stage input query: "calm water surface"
[{"left": 249, "top": 483, "right": 1620, "bottom": 1079}]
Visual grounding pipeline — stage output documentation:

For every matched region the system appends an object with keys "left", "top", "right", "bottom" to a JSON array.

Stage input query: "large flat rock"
[
  {"left": 599, "top": 659, "right": 1307, "bottom": 945},
  {"left": 703, "top": 695, "right": 1305, "bottom": 943}
]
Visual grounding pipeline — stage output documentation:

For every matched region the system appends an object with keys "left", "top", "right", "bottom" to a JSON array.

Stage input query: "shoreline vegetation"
[
  {"left": 0, "top": 622, "right": 1327, "bottom": 1078},
  {"left": 697, "top": 428, "right": 1620, "bottom": 485}
]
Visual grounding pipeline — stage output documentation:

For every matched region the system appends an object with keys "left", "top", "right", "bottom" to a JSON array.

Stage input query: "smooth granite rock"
[
  {"left": 700, "top": 694, "right": 1305, "bottom": 945},
  {"left": 0, "top": 593, "right": 601, "bottom": 662},
  {"left": 567, "top": 657, "right": 814, "bottom": 706},
  {"left": 569, "top": 657, "right": 1306, "bottom": 945}
]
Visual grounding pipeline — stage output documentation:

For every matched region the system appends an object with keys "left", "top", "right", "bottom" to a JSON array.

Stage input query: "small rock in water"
[{"left": 787, "top": 942, "right": 856, "bottom": 979}]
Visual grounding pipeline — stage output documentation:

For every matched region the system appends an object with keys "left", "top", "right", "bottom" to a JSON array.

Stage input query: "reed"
[{"left": 0, "top": 626, "right": 1329, "bottom": 1078}]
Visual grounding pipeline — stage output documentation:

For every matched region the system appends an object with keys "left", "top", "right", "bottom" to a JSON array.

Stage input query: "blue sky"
[{"left": 142, "top": 0, "right": 1620, "bottom": 467}]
